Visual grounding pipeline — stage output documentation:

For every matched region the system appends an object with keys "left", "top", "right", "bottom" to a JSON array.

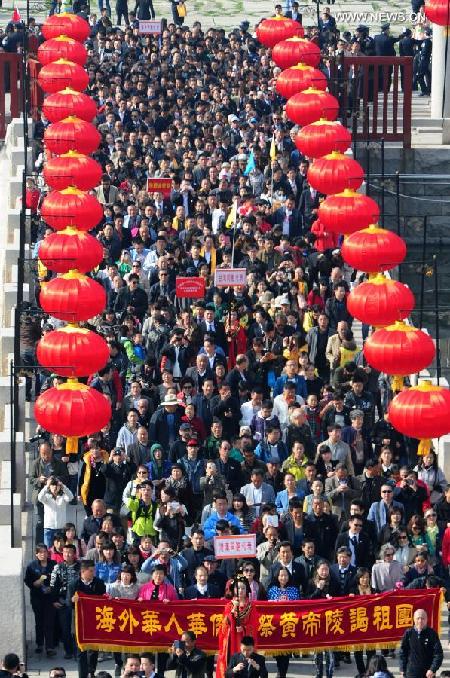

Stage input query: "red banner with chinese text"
[{"left": 75, "top": 589, "right": 441, "bottom": 654}]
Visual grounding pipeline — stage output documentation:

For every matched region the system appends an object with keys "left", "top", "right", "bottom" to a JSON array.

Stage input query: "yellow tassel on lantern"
[
  {"left": 66, "top": 437, "right": 79, "bottom": 453},
  {"left": 391, "top": 375, "right": 404, "bottom": 392},
  {"left": 417, "top": 438, "right": 432, "bottom": 456}
]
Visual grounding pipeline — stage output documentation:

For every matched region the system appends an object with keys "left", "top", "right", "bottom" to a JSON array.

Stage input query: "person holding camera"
[
  {"left": 30, "top": 442, "right": 70, "bottom": 544},
  {"left": 225, "top": 636, "right": 267, "bottom": 678},
  {"left": 37, "top": 477, "right": 73, "bottom": 548},
  {"left": 166, "top": 631, "right": 206, "bottom": 678}
]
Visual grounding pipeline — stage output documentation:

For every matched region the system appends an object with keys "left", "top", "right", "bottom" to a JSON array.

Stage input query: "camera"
[
  {"left": 173, "top": 640, "right": 185, "bottom": 651},
  {"left": 29, "top": 432, "right": 46, "bottom": 444}
]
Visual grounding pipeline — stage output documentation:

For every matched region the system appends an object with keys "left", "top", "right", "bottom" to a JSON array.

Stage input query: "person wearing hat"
[
  {"left": 344, "top": 376, "right": 375, "bottom": 434},
  {"left": 149, "top": 394, "right": 184, "bottom": 451},
  {"left": 374, "top": 22, "right": 400, "bottom": 90}
]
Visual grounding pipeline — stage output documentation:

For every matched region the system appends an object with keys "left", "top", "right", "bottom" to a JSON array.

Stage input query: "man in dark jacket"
[
  {"left": 329, "top": 546, "right": 357, "bottom": 594},
  {"left": 167, "top": 631, "right": 207, "bottom": 678},
  {"left": 304, "top": 497, "right": 339, "bottom": 562},
  {"left": 226, "top": 637, "right": 268, "bottom": 678},
  {"left": 357, "top": 458, "right": 385, "bottom": 512},
  {"left": 72, "top": 560, "right": 107, "bottom": 678},
  {"left": 114, "top": 274, "right": 149, "bottom": 321},
  {"left": 399, "top": 609, "right": 443, "bottom": 678},
  {"left": 149, "top": 394, "right": 184, "bottom": 450}
]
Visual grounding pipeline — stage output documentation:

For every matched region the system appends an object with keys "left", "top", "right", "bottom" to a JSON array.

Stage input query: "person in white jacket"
[{"left": 37, "top": 476, "right": 73, "bottom": 548}]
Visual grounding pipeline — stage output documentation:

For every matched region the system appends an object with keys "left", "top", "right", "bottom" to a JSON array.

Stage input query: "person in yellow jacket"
[
  {"left": 125, "top": 479, "right": 156, "bottom": 541},
  {"left": 78, "top": 442, "right": 109, "bottom": 512},
  {"left": 281, "top": 441, "right": 309, "bottom": 481}
]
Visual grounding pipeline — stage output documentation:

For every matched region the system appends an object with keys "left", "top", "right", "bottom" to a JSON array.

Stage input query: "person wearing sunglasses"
[
  {"left": 367, "top": 484, "right": 404, "bottom": 538},
  {"left": 371, "top": 543, "right": 404, "bottom": 593}
]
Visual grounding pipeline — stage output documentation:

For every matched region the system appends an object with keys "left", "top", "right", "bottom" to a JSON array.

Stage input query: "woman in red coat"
[{"left": 310, "top": 218, "right": 338, "bottom": 253}]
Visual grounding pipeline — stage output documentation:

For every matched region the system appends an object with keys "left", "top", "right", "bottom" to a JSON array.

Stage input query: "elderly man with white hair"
[{"left": 399, "top": 608, "right": 443, "bottom": 678}]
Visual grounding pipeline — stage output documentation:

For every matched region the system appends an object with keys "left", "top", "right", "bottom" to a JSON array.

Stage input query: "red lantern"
[
  {"left": 39, "top": 229, "right": 104, "bottom": 273},
  {"left": 35, "top": 379, "right": 112, "bottom": 450},
  {"left": 37, "top": 325, "right": 109, "bottom": 377},
  {"left": 43, "top": 151, "right": 102, "bottom": 191},
  {"left": 286, "top": 89, "right": 339, "bottom": 127},
  {"left": 38, "top": 59, "right": 89, "bottom": 94},
  {"left": 388, "top": 381, "right": 450, "bottom": 454},
  {"left": 42, "top": 89, "right": 97, "bottom": 123},
  {"left": 318, "top": 190, "right": 380, "bottom": 234},
  {"left": 347, "top": 274, "right": 415, "bottom": 326},
  {"left": 424, "top": 0, "right": 450, "bottom": 25},
  {"left": 255, "top": 17, "right": 304, "bottom": 47},
  {"left": 307, "top": 152, "right": 364, "bottom": 194},
  {"left": 276, "top": 64, "right": 327, "bottom": 98},
  {"left": 38, "top": 36, "right": 87, "bottom": 67},
  {"left": 41, "top": 187, "right": 103, "bottom": 231},
  {"left": 341, "top": 224, "right": 407, "bottom": 273},
  {"left": 295, "top": 120, "right": 351, "bottom": 158},
  {"left": 44, "top": 117, "right": 101, "bottom": 155},
  {"left": 39, "top": 271, "right": 106, "bottom": 322},
  {"left": 364, "top": 322, "right": 435, "bottom": 391},
  {"left": 272, "top": 37, "right": 320, "bottom": 68},
  {"left": 42, "top": 13, "right": 91, "bottom": 42}
]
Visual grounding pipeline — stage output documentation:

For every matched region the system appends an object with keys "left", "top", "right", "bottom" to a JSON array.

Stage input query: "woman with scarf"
[{"left": 78, "top": 441, "right": 109, "bottom": 515}]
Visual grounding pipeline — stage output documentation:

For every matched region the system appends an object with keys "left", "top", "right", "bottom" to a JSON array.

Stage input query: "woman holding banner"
[{"left": 216, "top": 575, "right": 258, "bottom": 678}]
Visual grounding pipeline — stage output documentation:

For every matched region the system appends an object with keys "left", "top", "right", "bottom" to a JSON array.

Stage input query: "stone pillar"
[{"left": 431, "top": 24, "right": 450, "bottom": 143}]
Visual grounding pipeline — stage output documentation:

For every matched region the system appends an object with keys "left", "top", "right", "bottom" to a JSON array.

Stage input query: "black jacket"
[
  {"left": 101, "top": 461, "right": 135, "bottom": 510},
  {"left": 72, "top": 576, "right": 106, "bottom": 598},
  {"left": 114, "top": 285, "right": 149, "bottom": 321},
  {"left": 81, "top": 513, "right": 121, "bottom": 544},
  {"left": 184, "top": 583, "right": 221, "bottom": 599},
  {"left": 166, "top": 647, "right": 207, "bottom": 678},
  {"left": 270, "top": 560, "right": 306, "bottom": 591},
  {"left": 329, "top": 563, "right": 357, "bottom": 595},
  {"left": 304, "top": 513, "right": 339, "bottom": 561},
  {"left": 335, "top": 530, "right": 374, "bottom": 569},
  {"left": 149, "top": 407, "right": 184, "bottom": 450},
  {"left": 399, "top": 626, "right": 443, "bottom": 677},
  {"left": 24, "top": 558, "right": 55, "bottom": 602},
  {"left": 226, "top": 653, "right": 268, "bottom": 678}
]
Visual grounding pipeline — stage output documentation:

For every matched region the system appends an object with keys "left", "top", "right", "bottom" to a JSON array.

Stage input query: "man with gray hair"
[{"left": 399, "top": 608, "right": 443, "bottom": 678}]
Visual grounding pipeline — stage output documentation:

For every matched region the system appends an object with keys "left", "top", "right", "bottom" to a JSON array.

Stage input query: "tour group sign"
[{"left": 75, "top": 588, "right": 441, "bottom": 654}]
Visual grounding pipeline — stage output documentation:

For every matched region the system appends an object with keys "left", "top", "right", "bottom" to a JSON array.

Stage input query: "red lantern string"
[{"left": 34, "top": 13, "right": 111, "bottom": 449}]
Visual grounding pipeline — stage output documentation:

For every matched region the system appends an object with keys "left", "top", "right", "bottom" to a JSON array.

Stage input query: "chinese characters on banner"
[{"left": 76, "top": 589, "right": 441, "bottom": 653}]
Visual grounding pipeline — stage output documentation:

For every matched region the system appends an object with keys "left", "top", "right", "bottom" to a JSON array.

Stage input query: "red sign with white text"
[
  {"left": 147, "top": 177, "right": 172, "bottom": 198},
  {"left": 175, "top": 277, "right": 205, "bottom": 299}
]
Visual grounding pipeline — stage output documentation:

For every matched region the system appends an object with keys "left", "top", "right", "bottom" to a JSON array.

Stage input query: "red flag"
[{"left": 12, "top": 7, "right": 21, "bottom": 22}]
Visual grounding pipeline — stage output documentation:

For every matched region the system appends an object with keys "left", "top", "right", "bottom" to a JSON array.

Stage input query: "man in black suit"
[
  {"left": 299, "top": 183, "right": 322, "bottom": 229},
  {"left": 226, "top": 637, "right": 268, "bottom": 678},
  {"left": 272, "top": 195, "right": 302, "bottom": 239},
  {"left": 114, "top": 274, "right": 149, "bottom": 322},
  {"left": 329, "top": 546, "right": 357, "bottom": 595},
  {"left": 270, "top": 541, "right": 306, "bottom": 591},
  {"left": 166, "top": 631, "right": 207, "bottom": 678},
  {"left": 159, "top": 328, "right": 193, "bottom": 377},
  {"left": 184, "top": 565, "right": 221, "bottom": 599},
  {"left": 180, "top": 529, "right": 214, "bottom": 586},
  {"left": 335, "top": 515, "right": 374, "bottom": 569},
  {"left": 185, "top": 355, "right": 215, "bottom": 392},
  {"left": 285, "top": 1, "right": 302, "bottom": 22},
  {"left": 199, "top": 306, "right": 227, "bottom": 353},
  {"left": 226, "top": 354, "right": 252, "bottom": 398}
]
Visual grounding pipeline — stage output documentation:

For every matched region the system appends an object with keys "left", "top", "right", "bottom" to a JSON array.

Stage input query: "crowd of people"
[{"left": 6, "top": 2, "right": 447, "bottom": 678}]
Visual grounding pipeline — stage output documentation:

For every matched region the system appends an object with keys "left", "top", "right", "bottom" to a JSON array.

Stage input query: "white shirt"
[
  {"left": 272, "top": 394, "right": 304, "bottom": 435},
  {"left": 240, "top": 401, "right": 261, "bottom": 427},
  {"left": 282, "top": 210, "right": 291, "bottom": 236},
  {"left": 37, "top": 485, "right": 73, "bottom": 529}
]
